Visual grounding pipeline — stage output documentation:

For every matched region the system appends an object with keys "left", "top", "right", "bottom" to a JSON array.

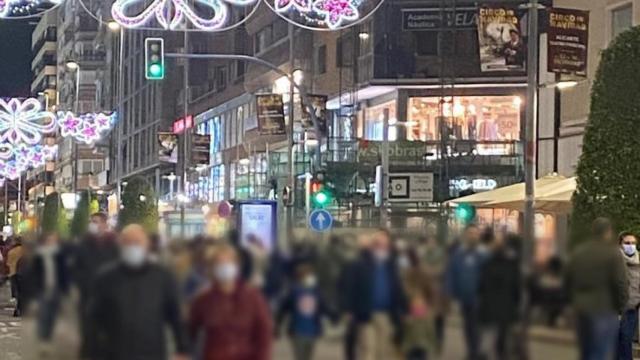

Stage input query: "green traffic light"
[
  {"left": 148, "top": 63, "right": 163, "bottom": 78},
  {"left": 455, "top": 203, "right": 476, "bottom": 223},
  {"left": 312, "top": 189, "right": 332, "bottom": 207}
]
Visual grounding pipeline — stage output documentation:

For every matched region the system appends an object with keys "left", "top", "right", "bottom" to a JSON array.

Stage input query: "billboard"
[
  {"left": 256, "top": 94, "right": 286, "bottom": 136},
  {"left": 301, "top": 94, "right": 328, "bottom": 134},
  {"left": 157, "top": 132, "right": 178, "bottom": 163},
  {"left": 388, "top": 173, "right": 435, "bottom": 202},
  {"left": 191, "top": 134, "right": 210, "bottom": 166},
  {"left": 238, "top": 200, "right": 278, "bottom": 253},
  {"left": 477, "top": 6, "right": 526, "bottom": 72},
  {"left": 547, "top": 8, "right": 589, "bottom": 76}
]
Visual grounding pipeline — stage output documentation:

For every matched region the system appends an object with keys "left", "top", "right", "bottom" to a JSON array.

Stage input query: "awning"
[{"left": 448, "top": 174, "right": 576, "bottom": 214}]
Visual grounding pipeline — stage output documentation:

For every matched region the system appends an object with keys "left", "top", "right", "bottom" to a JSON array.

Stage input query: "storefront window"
[
  {"left": 363, "top": 100, "right": 397, "bottom": 141},
  {"left": 211, "top": 165, "right": 225, "bottom": 202},
  {"left": 407, "top": 96, "right": 521, "bottom": 150}
]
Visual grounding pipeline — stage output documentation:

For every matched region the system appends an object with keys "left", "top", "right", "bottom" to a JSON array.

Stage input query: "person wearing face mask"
[
  {"left": 276, "top": 263, "right": 333, "bottom": 360},
  {"left": 617, "top": 232, "right": 640, "bottom": 360},
  {"left": 189, "top": 244, "right": 272, "bottom": 360},
  {"left": 342, "top": 228, "right": 407, "bottom": 360},
  {"left": 90, "top": 224, "right": 188, "bottom": 360},
  {"left": 73, "top": 212, "right": 119, "bottom": 359}
]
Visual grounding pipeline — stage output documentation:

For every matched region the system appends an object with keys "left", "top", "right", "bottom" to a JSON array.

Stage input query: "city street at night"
[{"left": 0, "top": 0, "right": 638, "bottom": 359}]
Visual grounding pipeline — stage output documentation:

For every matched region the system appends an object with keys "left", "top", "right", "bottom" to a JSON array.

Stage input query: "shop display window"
[{"left": 407, "top": 95, "right": 521, "bottom": 155}]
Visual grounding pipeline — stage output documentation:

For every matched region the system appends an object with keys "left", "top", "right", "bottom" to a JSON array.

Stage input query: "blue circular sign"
[{"left": 309, "top": 209, "right": 333, "bottom": 232}]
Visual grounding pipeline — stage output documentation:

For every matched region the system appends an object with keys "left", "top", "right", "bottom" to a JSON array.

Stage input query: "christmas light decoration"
[
  {"left": 57, "top": 111, "right": 116, "bottom": 144},
  {"left": 0, "top": 0, "right": 61, "bottom": 18},
  {"left": 312, "top": 0, "right": 358, "bottom": 29},
  {"left": 0, "top": 98, "right": 56, "bottom": 146},
  {"left": 0, "top": 144, "right": 57, "bottom": 180},
  {"left": 271, "top": 0, "right": 376, "bottom": 30},
  {"left": 111, "top": 0, "right": 256, "bottom": 31}
]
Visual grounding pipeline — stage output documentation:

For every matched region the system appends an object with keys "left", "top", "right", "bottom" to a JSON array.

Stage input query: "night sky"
[{"left": 0, "top": 20, "right": 35, "bottom": 97}]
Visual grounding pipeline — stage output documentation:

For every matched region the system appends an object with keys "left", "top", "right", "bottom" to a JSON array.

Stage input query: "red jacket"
[{"left": 189, "top": 281, "right": 272, "bottom": 360}]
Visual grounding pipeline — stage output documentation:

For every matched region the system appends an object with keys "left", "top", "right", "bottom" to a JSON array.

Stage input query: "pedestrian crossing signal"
[{"left": 145, "top": 38, "right": 165, "bottom": 80}]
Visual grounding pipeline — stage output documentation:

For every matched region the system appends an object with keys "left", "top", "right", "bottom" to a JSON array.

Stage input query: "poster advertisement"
[
  {"left": 238, "top": 201, "right": 277, "bottom": 252},
  {"left": 256, "top": 94, "right": 286, "bottom": 136},
  {"left": 301, "top": 94, "right": 328, "bottom": 134},
  {"left": 191, "top": 134, "right": 210, "bottom": 166},
  {"left": 157, "top": 132, "right": 178, "bottom": 163},
  {"left": 477, "top": 6, "right": 526, "bottom": 72},
  {"left": 547, "top": 8, "right": 589, "bottom": 76}
]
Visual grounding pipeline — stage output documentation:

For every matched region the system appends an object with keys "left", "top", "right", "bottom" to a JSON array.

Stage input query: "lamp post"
[{"left": 66, "top": 60, "right": 80, "bottom": 193}]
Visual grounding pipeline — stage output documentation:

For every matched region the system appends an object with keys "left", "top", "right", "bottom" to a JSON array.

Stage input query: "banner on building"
[
  {"left": 477, "top": 6, "right": 526, "bottom": 72},
  {"left": 401, "top": 7, "right": 478, "bottom": 31},
  {"left": 256, "top": 94, "right": 286, "bottom": 136},
  {"left": 547, "top": 8, "right": 589, "bottom": 76},
  {"left": 191, "top": 134, "right": 211, "bottom": 166},
  {"left": 301, "top": 94, "right": 328, "bottom": 134},
  {"left": 157, "top": 132, "right": 178, "bottom": 163}
]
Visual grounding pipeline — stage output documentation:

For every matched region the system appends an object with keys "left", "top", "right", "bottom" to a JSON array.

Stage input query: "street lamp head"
[
  {"left": 66, "top": 61, "right": 79, "bottom": 71},
  {"left": 107, "top": 21, "right": 121, "bottom": 32},
  {"left": 556, "top": 80, "right": 579, "bottom": 90}
]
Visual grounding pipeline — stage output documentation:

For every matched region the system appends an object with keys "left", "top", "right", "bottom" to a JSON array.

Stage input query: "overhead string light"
[{"left": 270, "top": 0, "right": 377, "bottom": 30}]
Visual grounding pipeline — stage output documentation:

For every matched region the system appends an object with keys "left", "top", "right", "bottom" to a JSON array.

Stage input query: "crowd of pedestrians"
[{"left": 0, "top": 213, "right": 639, "bottom": 360}]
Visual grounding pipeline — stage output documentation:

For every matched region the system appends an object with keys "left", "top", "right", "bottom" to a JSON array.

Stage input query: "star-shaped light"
[{"left": 312, "top": 0, "right": 359, "bottom": 29}]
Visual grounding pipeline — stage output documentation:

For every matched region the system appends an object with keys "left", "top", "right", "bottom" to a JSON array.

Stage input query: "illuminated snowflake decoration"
[
  {"left": 111, "top": 0, "right": 256, "bottom": 31},
  {"left": 57, "top": 112, "right": 116, "bottom": 144},
  {"left": 275, "top": 0, "right": 311, "bottom": 13},
  {"left": 0, "top": 98, "right": 56, "bottom": 146},
  {"left": 0, "top": 0, "right": 61, "bottom": 18}
]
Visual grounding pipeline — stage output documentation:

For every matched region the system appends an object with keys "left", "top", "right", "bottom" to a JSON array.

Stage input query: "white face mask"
[
  {"left": 215, "top": 263, "right": 239, "bottom": 282},
  {"left": 303, "top": 275, "right": 317, "bottom": 288},
  {"left": 373, "top": 249, "right": 389, "bottom": 261},
  {"left": 121, "top": 245, "right": 147, "bottom": 267},
  {"left": 88, "top": 222, "right": 100, "bottom": 235},
  {"left": 398, "top": 255, "right": 411, "bottom": 269},
  {"left": 623, "top": 244, "right": 637, "bottom": 256}
]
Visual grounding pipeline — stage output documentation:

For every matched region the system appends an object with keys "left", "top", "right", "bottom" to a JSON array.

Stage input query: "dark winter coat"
[
  {"left": 478, "top": 249, "right": 521, "bottom": 325},
  {"left": 90, "top": 262, "right": 188, "bottom": 360},
  {"left": 341, "top": 251, "right": 408, "bottom": 327}
]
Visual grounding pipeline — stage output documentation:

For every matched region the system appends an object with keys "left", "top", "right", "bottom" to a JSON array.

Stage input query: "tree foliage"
[
  {"left": 42, "top": 192, "right": 68, "bottom": 236},
  {"left": 70, "top": 190, "right": 92, "bottom": 237},
  {"left": 571, "top": 27, "right": 640, "bottom": 245},
  {"left": 118, "top": 177, "right": 158, "bottom": 233}
]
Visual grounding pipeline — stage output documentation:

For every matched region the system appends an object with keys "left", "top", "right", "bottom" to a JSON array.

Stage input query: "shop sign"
[
  {"left": 547, "top": 8, "right": 589, "bottom": 76},
  {"left": 191, "top": 134, "right": 210, "bottom": 166},
  {"left": 301, "top": 94, "right": 328, "bottom": 135},
  {"left": 358, "top": 140, "right": 426, "bottom": 164},
  {"left": 256, "top": 94, "right": 286, "bottom": 136},
  {"left": 389, "top": 172, "right": 434, "bottom": 202},
  {"left": 172, "top": 115, "right": 194, "bottom": 134},
  {"left": 157, "top": 132, "right": 178, "bottom": 163},
  {"left": 450, "top": 178, "right": 498, "bottom": 192},
  {"left": 477, "top": 5, "right": 526, "bottom": 72},
  {"left": 402, "top": 7, "right": 477, "bottom": 31}
]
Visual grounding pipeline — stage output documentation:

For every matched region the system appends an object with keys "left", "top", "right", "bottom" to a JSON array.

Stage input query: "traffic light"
[
  {"left": 310, "top": 179, "right": 333, "bottom": 208},
  {"left": 455, "top": 203, "right": 476, "bottom": 224},
  {"left": 145, "top": 38, "right": 165, "bottom": 80}
]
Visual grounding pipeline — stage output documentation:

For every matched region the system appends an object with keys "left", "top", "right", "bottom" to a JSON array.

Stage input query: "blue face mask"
[{"left": 623, "top": 244, "right": 637, "bottom": 256}]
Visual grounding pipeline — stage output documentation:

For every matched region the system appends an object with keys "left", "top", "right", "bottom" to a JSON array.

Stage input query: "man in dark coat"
[
  {"left": 73, "top": 212, "right": 119, "bottom": 358},
  {"left": 566, "top": 218, "right": 628, "bottom": 360},
  {"left": 90, "top": 224, "right": 188, "bottom": 360},
  {"left": 342, "top": 229, "right": 407, "bottom": 359},
  {"left": 478, "top": 230, "right": 521, "bottom": 360}
]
